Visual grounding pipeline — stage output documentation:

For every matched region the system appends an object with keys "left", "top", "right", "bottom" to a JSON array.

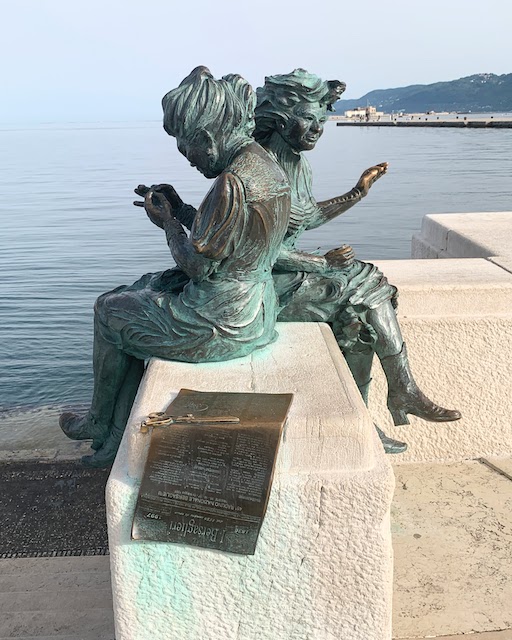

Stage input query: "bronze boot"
[
  {"left": 81, "top": 425, "right": 123, "bottom": 468},
  {"left": 380, "top": 343, "right": 462, "bottom": 426},
  {"left": 59, "top": 411, "right": 109, "bottom": 442},
  {"left": 358, "top": 380, "right": 407, "bottom": 454}
]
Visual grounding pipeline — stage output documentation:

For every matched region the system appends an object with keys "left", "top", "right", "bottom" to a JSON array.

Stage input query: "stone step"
[
  {"left": 0, "top": 611, "right": 114, "bottom": 637},
  {"left": 0, "top": 570, "right": 111, "bottom": 593},
  {"left": 0, "top": 557, "right": 114, "bottom": 638},
  {"left": 0, "top": 589, "right": 112, "bottom": 612},
  {"left": 0, "top": 556, "right": 110, "bottom": 575}
]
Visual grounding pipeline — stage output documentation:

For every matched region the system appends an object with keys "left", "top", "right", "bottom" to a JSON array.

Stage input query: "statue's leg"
[
  {"left": 343, "top": 349, "right": 407, "bottom": 454},
  {"left": 367, "top": 301, "right": 461, "bottom": 426},
  {"left": 83, "top": 356, "right": 145, "bottom": 467},
  {"left": 59, "top": 298, "right": 134, "bottom": 443},
  {"left": 71, "top": 282, "right": 190, "bottom": 467},
  {"left": 274, "top": 270, "right": 408, "bottom": 453}
]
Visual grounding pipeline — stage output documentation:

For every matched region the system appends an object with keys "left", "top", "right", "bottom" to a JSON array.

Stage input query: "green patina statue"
[
  {"left": 254, "top": 69, "right": 461, "bottom": 452},
  {"left": 59, "top": 67, "right": 290, "bottom": 467},
  {"left": 60, "top": 66, "right": 461, "bottom": 467}
]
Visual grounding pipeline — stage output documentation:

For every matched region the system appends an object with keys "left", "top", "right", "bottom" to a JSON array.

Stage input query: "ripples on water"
[{"left": 1, "top": 120, "right": 511, "bottom": 425}]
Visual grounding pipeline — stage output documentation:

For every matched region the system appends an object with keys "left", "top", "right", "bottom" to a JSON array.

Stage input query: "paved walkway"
[
  {"left": 1, "top": 421, "right": 511, "bottom": 640},
  {"left": 0, "top": 556, "right": 114, "bottom": 639},
  {"left": 393, "top": 458, "right": 512, "bottom": 639}
]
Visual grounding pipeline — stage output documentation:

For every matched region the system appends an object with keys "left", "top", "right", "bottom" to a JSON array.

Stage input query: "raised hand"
[
  {"left": 324, "top": 244, "right": 355, "bottom": 268},
  {"left": 133, "top": 184, "right": 184, "bottom": 229},
  {"left": 355, "top": 162, "right": 388, "bottom": 197}
]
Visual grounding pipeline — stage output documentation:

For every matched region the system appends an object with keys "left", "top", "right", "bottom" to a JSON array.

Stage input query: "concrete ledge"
[
  {"left": 397, "top": 632, "right": 512, "bottom": 640},
  {"left": 368, "top": 259, "right": 512, "bottom": 464},
  {"left": 411, "top": 212, "right": 512, "bottom": 263},
  {"left": 106, "top": 323, "right": 394, "bottom": 640}
]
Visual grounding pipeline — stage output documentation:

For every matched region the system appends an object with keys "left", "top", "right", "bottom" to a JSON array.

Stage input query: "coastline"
[{"left": 330, "top": 112, "right": 512, "bottom": 128}]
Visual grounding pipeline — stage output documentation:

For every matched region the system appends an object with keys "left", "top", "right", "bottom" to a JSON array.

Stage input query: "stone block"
[
  {"left": 367, "top": 259, "right": 512, "bottom": 464},
  {"left": 414, "top": 212, "right": 512, "bottom": 262},
  {"left": 106, "top": 323, "right": 394, "bottom": 640},
  {"left": 411, "top": 234, "right": 440, "bottom": 259},
  {"left": 488, "top": 255, "right": 512, "bottom": 276},
  {"left": 393, "top": 460, "right": 512, "bottom": 637},
  {"left": 419, "top": 214, "right": 451, "bottom": 252}
]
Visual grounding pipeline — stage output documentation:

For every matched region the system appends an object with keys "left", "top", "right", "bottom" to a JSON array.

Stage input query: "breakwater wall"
[{"left": 335, "top": 119, "right": 512, "bottom": 128}]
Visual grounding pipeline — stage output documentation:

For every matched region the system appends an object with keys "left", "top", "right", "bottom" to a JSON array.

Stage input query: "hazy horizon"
[{"left": 2, "top": 0, "right": 510, "bottom": 124}]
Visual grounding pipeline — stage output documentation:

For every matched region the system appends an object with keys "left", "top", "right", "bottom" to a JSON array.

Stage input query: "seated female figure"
[
  {"left": 254, "top": 69, "right": 460, "bottom": 452},
  {"left": 60, "top": 67, "right": 290, "bottom": 467}
]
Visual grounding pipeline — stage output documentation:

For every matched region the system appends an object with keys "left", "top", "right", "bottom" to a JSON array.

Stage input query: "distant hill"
[{"left": 334, "top": 74, "right": 512, "bottom": 113}]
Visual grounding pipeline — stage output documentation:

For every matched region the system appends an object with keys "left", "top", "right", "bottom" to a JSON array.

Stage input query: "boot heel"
[
  {"left": 388, "top": 402, "right": 409, "bottom": 426},
  {"left": 381, "top": 342, "right": 461, "bottom": 425}
]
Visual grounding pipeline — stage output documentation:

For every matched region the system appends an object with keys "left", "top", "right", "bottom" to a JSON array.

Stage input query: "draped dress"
[
  {"left": 94, "top": 142, "right": 290, "bottom": 363},
  {"left": 269, "top": 147, "right": 398, "bottom": 354}
]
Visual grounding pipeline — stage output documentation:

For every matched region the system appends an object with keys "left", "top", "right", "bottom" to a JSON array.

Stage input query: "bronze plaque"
[{"left": 131, "top": 389, "right": 293, "bottom": 555}]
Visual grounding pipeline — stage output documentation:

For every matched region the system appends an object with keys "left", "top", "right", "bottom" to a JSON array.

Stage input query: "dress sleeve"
[{"left": 191, "top": 171, "right": 247, "bottom": 262}]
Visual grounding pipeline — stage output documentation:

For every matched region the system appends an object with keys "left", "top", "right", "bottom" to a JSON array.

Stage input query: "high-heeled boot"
[
  {"left": 380, "top": 343, "right": 462, "bottom": 426},
  {"left": 358, "top": 380, "right": 408, "bottom": 454},
  {"left": 81, "top": 424, "right": 123, "bottom": 468},
  {"left": 59, "top": 411, "right": 109, "bottom": 443}
]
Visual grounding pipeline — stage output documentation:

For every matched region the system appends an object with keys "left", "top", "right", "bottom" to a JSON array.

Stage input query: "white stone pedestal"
[{"left": 106, "top": 322, "right": 394, "bottom": 640}]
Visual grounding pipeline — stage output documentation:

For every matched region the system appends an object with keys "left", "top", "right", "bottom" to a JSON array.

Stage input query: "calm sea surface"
[{"left": 1, "top": 120, "right": 512, "bottom": 429}]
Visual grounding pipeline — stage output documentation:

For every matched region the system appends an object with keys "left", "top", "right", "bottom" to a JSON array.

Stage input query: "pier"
[{"left": 333, "top": 115, "right": 512, "bottom": 128}]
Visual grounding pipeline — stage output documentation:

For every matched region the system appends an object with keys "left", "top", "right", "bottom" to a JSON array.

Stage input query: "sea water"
[{"left": 1, "top": 120, "right": 511, "bottom": 431}]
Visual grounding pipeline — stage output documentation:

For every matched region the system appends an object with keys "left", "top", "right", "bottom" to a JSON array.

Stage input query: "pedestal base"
[{"left": 106, "top": 323, "right": 394, "bottom": 640}]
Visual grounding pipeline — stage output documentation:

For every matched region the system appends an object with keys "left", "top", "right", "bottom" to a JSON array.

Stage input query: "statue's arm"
[
  {"left": 274, "top": 246, "right": 329, "bottom": 273},
  {"left": 308, "top": 188, "right": 363, "bottom": 229},
  {"left": 275, "top": 243, "right": 356, "bottom": 273},
  {"left": 306, "top": 162, "right": 388, "bottom": 230},
  {"left": 191, "top": 170, "right": 247, "bottom": 262},
  {"left": 135, "top": 185, "right": 217, "bottom": 281},
  {"left": 176, "top": 203, "right": 197, "bottom": 230},
  {"left": 163, "top": 217, "right": 218, "bottom": 281}
]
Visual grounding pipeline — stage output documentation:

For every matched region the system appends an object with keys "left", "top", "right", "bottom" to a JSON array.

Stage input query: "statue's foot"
[
  {"left": 59, "top": 411, "right": 109, "bottom": 442},
  {"left": 91, "top": 437, "right": 105, "bottom": 451},
  {"left": 387, "top": 393, "right": 461, "bottom": 426},
  {"left": 81, "top": 446, "right": 116, "bottom": 468},
  {"left": 381, "top": 344, "right": 461, "bottom": 426},
  {"left": 81, "top": 433, "right": 122, "bottom": 468},
  {"left": 375, "top": 425, "right": 408, "bottom": 454}
]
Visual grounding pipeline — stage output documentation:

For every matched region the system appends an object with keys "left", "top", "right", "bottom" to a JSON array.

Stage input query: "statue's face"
[
  {"left": 280, "top": 103, "right": 328, "bottom": 152},
  {"left": 177, "top": 130, "right": 223, "bottom": 179}
]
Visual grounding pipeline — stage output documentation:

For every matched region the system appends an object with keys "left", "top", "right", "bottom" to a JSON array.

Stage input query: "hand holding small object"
[
  {"left": 324, "top": 244, "right": 355, "bottom": 268},
  {"left": 133, "top": 184, "right": 184, "bottom": 229}
]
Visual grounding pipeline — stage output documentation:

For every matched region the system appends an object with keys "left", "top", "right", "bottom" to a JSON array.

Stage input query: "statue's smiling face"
[{"left": 281, "top": 103, "right": 328, "bottom": 152}]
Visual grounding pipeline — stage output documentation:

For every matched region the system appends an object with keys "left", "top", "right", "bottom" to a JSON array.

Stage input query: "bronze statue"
[
  {"left": 59, "top": 67, "right": 290, "bottom": 467},
  {"left": 61, "top": 66, "right": 461, "bottom": 466},
  {"left": 254, "top": 69, "right": 461, "bottom": 451}
]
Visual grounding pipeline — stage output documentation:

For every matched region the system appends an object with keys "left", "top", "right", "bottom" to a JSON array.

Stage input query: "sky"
[{"left": 1, "top": 0, "right": 510, "bottom": 123}]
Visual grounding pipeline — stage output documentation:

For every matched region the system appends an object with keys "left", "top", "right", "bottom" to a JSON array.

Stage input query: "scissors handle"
[{"left": 140, "top": 412, "right": 240, "bottom": 432}]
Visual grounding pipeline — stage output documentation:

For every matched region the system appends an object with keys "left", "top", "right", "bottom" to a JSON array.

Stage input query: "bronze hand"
[
  {"left": 133, "top": 184, "right": 181, "bottom": 229},
  {"left": 324, "top": 244, "right": 355, "bottom": 268},
  {"left": 355, "top": 162, "right": 388, "bottom": 197}
]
